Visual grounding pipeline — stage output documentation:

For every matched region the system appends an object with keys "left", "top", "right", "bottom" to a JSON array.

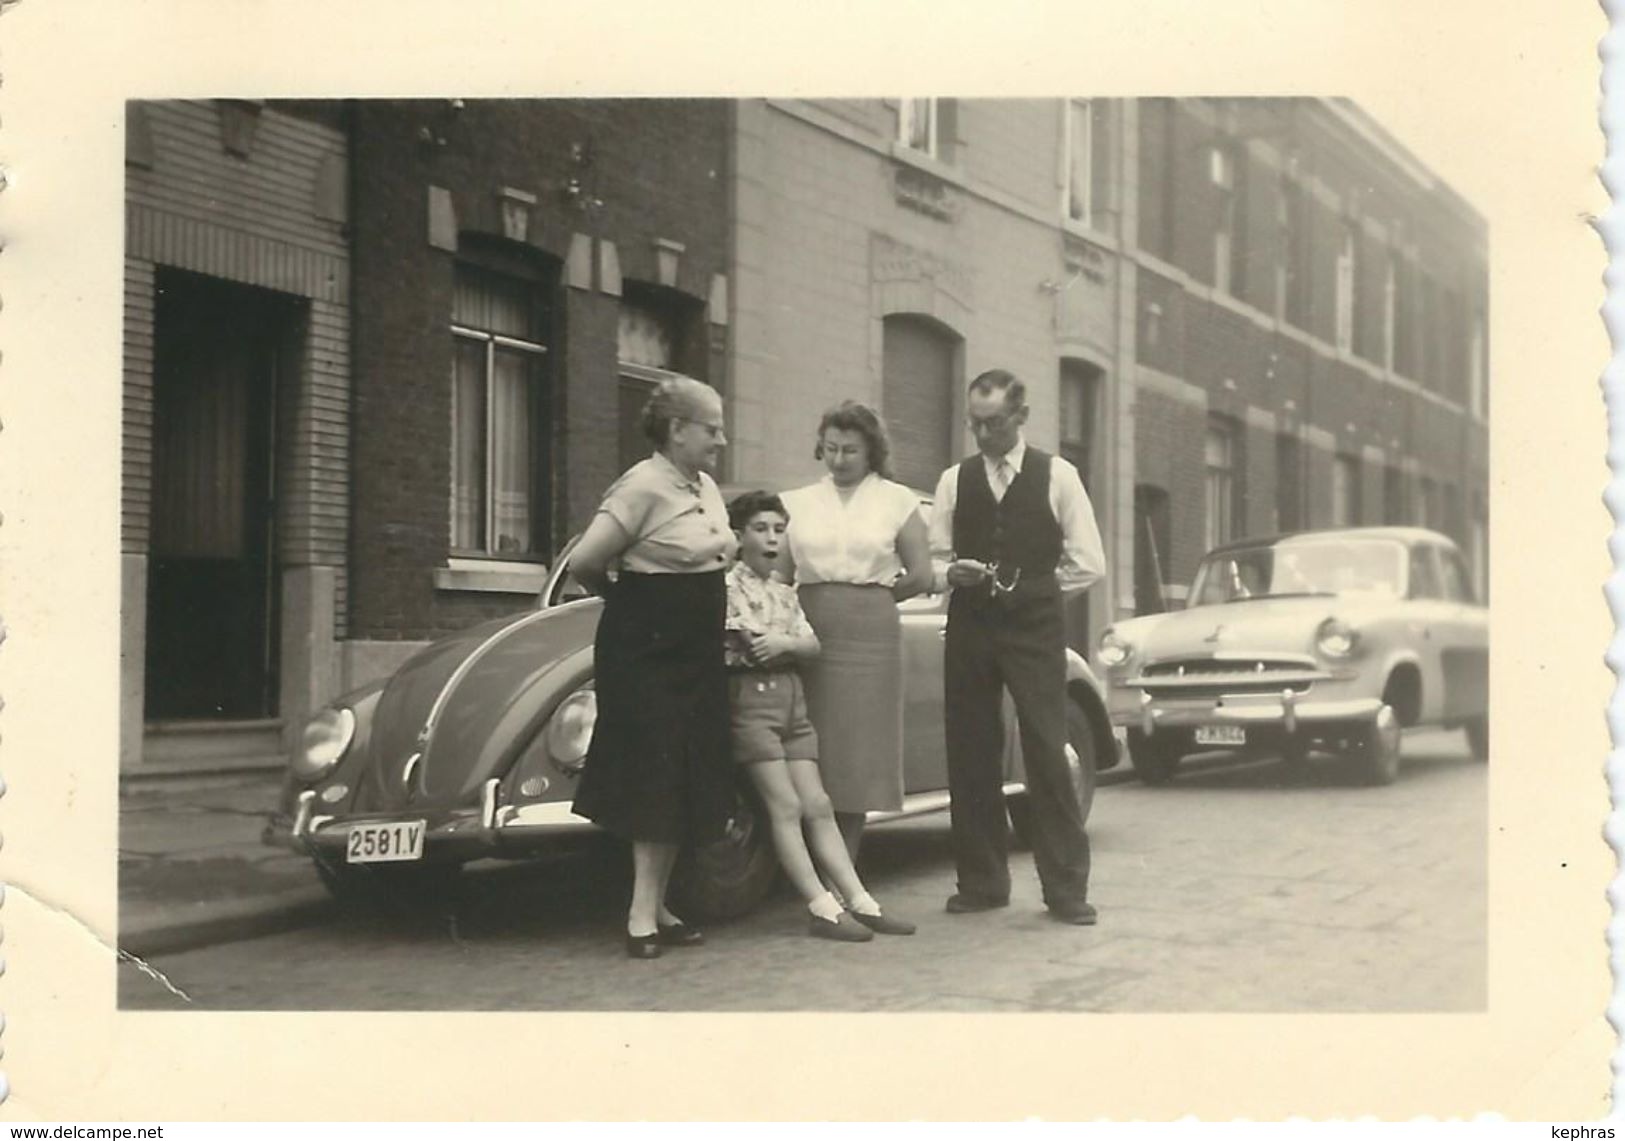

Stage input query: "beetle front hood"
[
  {"left": 357, "top": 600, "right": 601, "bottom": 813},
  {"left": 1120, "top": 594, "right": 1383, "bottom": 663}
]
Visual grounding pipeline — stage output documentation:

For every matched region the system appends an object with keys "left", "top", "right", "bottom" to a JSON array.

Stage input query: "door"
[
  {"left": 882, "top": 314, "right": 958, "bottom": 494},
  {"left": 144, "top": 272, "right": 295, "bottom": 721}
]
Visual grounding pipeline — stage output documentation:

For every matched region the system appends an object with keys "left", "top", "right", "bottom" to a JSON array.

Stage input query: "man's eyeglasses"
[{"left": 966, "top": 412, "right": 1018, "bottom": 434}]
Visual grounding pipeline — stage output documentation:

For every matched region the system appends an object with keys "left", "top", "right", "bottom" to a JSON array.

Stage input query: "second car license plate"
[
  {"left": 1194, "top": 725, "right": 1246, "bottom": 747},
  {"left": 345, "top": 821, "right": 426, "bottom": 864}
]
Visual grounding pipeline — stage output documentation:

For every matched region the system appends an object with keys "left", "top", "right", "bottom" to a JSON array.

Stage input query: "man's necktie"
[{"left": 991, "top": 458, "right": 1013, "bottom": 502}]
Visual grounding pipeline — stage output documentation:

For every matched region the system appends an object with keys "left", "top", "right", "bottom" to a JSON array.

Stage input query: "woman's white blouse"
[{"left": 782, "top": 474, "right": 922, "bottom": 586}]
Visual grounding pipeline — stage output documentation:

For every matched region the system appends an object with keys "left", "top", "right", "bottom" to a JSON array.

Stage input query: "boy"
[{"left": 725, "top": 490, "right": 915, "bottom": 941}]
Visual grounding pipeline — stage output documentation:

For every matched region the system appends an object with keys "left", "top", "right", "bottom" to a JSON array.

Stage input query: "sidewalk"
[
  {"left": 117, "top": 762, "right": 1143, "bottom": 959},
  {"left": 119, "top": 769, "right": 333, "bottom": 958}
]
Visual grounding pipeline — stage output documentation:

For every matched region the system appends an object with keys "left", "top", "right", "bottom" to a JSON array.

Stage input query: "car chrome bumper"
[
  {"left": 265, "top": 780, "right": 600, "bottom": 859},
  {"left": 1111, "top": 692, "right": 1385, "bottom": 737}
]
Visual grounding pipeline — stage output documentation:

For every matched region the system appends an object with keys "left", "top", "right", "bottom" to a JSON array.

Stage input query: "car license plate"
[
  {"left": 1194, "top": 725, "right": 1246, "bottom": 747},
  {"left": 345, "top": 821, "right": 426, "bottom": 864}
]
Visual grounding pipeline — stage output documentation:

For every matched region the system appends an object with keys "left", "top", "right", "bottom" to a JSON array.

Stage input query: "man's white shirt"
[{"left": 927, "top": 436, "right": 1107, "bottom": 596}]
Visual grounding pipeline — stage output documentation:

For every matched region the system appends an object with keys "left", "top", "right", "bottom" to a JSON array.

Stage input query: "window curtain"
[
  {"left": 490, "top": 347, "right": 533, "bottom": 555},
  {"left": 451, "top": 338, "right": 487, "bottom": 551}
]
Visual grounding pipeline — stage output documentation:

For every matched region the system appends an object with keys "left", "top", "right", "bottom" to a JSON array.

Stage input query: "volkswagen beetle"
[
  {"left": 1097, "top": 527, "right": 1488, "bottom": 787},
  {"left": 265, "top": 489, "right": 1123, "bottom": 920}
]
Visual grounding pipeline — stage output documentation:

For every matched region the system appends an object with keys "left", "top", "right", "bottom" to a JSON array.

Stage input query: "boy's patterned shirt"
[{"left": 724, "top": 560, "right": 816, "bottom": 669}]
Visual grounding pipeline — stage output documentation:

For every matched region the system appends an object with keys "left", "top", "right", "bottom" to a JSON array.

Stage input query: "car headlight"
[
  {"left": 1315, "top": 617, "right": 1360, "bottom": 659},
  {"left": 1099, "top": 628, "right": 1133, "bottom": 668},
  {"left": 545, "top": 687, "right": 597, "bottom": 775},
  {"left": 293, "top": 707, "right": 356, "bottom": 782}
]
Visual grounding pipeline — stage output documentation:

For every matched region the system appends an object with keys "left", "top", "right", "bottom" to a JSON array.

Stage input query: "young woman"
[{"left": 780, "top": 402, "right": 935, "bottom": 863}]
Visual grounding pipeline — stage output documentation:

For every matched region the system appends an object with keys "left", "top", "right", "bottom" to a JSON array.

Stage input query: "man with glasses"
[{"left": 928, "top": 369, "right": 1107, "bottom": 924}]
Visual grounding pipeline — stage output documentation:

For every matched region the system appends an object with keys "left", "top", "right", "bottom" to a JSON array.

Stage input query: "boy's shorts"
[{"left": 728, "top": 668, "right": 819, "bottom": 764}]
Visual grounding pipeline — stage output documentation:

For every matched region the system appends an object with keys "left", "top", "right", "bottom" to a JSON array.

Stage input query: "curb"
[{"left": 120, "top": 885, "right": 335, "bottom": 959}]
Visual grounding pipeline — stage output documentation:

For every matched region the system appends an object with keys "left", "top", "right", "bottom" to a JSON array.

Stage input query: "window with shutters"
[{"left": 450, "top": 266, "right": 550, "bottom": 558}]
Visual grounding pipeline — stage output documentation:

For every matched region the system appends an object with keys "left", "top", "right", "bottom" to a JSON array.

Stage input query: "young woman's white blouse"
[{"left": 781, "top": 474, "right": 922, "bottom": 586}]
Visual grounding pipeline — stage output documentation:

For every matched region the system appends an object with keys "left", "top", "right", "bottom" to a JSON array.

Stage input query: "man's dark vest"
[{"left": 950, "top": 448, "right": 1063, "bottom": 612}]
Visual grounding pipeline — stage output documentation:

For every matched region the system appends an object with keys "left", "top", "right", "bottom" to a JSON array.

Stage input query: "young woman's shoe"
[
  {"left": 852, "top": 910, "right": 916, "bottom": 936},
  {"left": 808, "top": 911, "right": 875, "bottom": 942}
]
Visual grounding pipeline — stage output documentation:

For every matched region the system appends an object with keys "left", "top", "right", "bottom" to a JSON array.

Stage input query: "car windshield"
[{"left": 1189, "top": 537, "right": 1407, "bottom": 605}]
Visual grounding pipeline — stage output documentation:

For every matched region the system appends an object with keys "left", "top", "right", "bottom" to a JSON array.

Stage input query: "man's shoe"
[
  {"left": 808, "top": 912, "right": 875, "bottom": 942},
  {"left": 945, "top": 892, "right": 1010, "bottom": 914},
  {"left": 852, "top": 910, "right": 917, "bottom": 936},
  {"left": 656, "top": 920, "right": 705, "bottom": 947},
  {"left": 1047, "top": 902, "right": 1099, "bottom": 926},
  {"left": 626, "top": 931, "right": 665, "bottom": 959}
]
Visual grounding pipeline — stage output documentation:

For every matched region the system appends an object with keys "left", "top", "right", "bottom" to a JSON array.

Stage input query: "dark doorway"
[
  {"left": 145, "top": 270, "right": 300, "bottom": 721},
  {"left": 1133, "top": 484, "right": 1172, "bottom": 615}
]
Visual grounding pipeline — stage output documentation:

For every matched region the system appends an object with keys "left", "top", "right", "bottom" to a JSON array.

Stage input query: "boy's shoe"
[
  {"left": 808, "top": 912, "right": 875, "bottom": 942},
  {"left": 852, "top": 910, "right": 917, "bottom": 936}
]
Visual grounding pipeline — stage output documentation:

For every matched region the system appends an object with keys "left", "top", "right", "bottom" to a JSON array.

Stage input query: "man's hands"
[{"left": 945, "top": 558, "right": 995, "bottom": 589}]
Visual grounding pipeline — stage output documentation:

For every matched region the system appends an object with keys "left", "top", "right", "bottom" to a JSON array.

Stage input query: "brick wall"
[{"left": 348, "top": 100, "right": 731, "bottom": 642}]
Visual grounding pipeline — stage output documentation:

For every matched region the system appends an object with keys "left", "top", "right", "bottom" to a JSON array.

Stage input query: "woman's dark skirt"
[{"left": 572, "top": 570, "right": 734, "bottom": 845}]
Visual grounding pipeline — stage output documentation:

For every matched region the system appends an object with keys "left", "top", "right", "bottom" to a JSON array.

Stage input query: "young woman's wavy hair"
[{"left": 812, "top": 400, "right": 894, "bottom": 480}]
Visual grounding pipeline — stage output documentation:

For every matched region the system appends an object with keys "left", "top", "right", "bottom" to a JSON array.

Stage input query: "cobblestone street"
[{"left": 120, "top": 730, "right": 1485, "bottom": 1013}]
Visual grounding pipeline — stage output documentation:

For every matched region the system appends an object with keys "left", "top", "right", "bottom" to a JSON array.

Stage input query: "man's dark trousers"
[{"left": 944, "top": 591, "right": 1091, "bottom": 908}]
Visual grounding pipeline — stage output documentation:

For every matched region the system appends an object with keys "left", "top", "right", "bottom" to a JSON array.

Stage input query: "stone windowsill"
[{"left": 434, "top": 557, "right": 550, "bottom": 595}]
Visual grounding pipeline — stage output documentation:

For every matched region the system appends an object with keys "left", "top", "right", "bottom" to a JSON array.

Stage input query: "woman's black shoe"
[
  {"left": 626, "top": 931, "right": 665, "bottom": 959},
  {"left": 656, "top": 920, "right": 705, "bottom": 947}
]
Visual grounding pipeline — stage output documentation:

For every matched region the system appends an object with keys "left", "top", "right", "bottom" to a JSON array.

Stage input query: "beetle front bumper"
[{"left": 263, "top": 780, "right": 604, "bottom": 864}]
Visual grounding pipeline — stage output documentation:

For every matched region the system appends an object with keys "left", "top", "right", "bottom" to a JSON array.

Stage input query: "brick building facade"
[
  {"left": 120, "top": 97, "right": 1486, "bottom": 771},
  {"left": 732, "top": 98, "right": 1487, "bottom": 633},
  {"left": 344, "top": 100, "right": 731, "bottom": 688}
]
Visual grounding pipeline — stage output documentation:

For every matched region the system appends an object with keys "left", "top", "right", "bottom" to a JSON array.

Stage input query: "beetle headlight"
[
  {"left": 1315, "top": 617, "right": 1360, "bottom": 659},
  {"left": 293, "top": 707, "right": 356, "bottom": 782},
  {"left": 546, "top": 687, "right": 597, "bottom": 775},
  {"left": 1099, "top": 628, "right": 1133, "bottom": 669}
]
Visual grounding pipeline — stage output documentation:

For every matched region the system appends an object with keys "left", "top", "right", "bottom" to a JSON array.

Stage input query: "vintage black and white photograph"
[
  {"left": 1, "top": 0, "right": 1606, "bottom": 1122},
  {"left": 113, "top": 96, "right": 1491, "bottom": 1013}
]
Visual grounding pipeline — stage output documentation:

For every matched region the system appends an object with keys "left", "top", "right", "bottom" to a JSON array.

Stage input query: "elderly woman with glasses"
[{"left": 569, "top": 376, "right": 738, "bottom": 959}]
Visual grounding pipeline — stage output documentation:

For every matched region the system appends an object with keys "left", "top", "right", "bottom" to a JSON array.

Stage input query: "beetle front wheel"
[{"left": 668, "top": 775, "right": 780, "bottom": 921}]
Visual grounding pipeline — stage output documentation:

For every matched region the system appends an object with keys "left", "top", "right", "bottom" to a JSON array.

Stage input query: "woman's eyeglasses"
[{"left": 677, "top": 417, "right": 726, "bottom": 440}]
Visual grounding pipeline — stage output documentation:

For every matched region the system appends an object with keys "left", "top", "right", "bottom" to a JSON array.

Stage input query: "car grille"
[{"left": 1133, "top": 657, "right": 1324, "bottom": 700}]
